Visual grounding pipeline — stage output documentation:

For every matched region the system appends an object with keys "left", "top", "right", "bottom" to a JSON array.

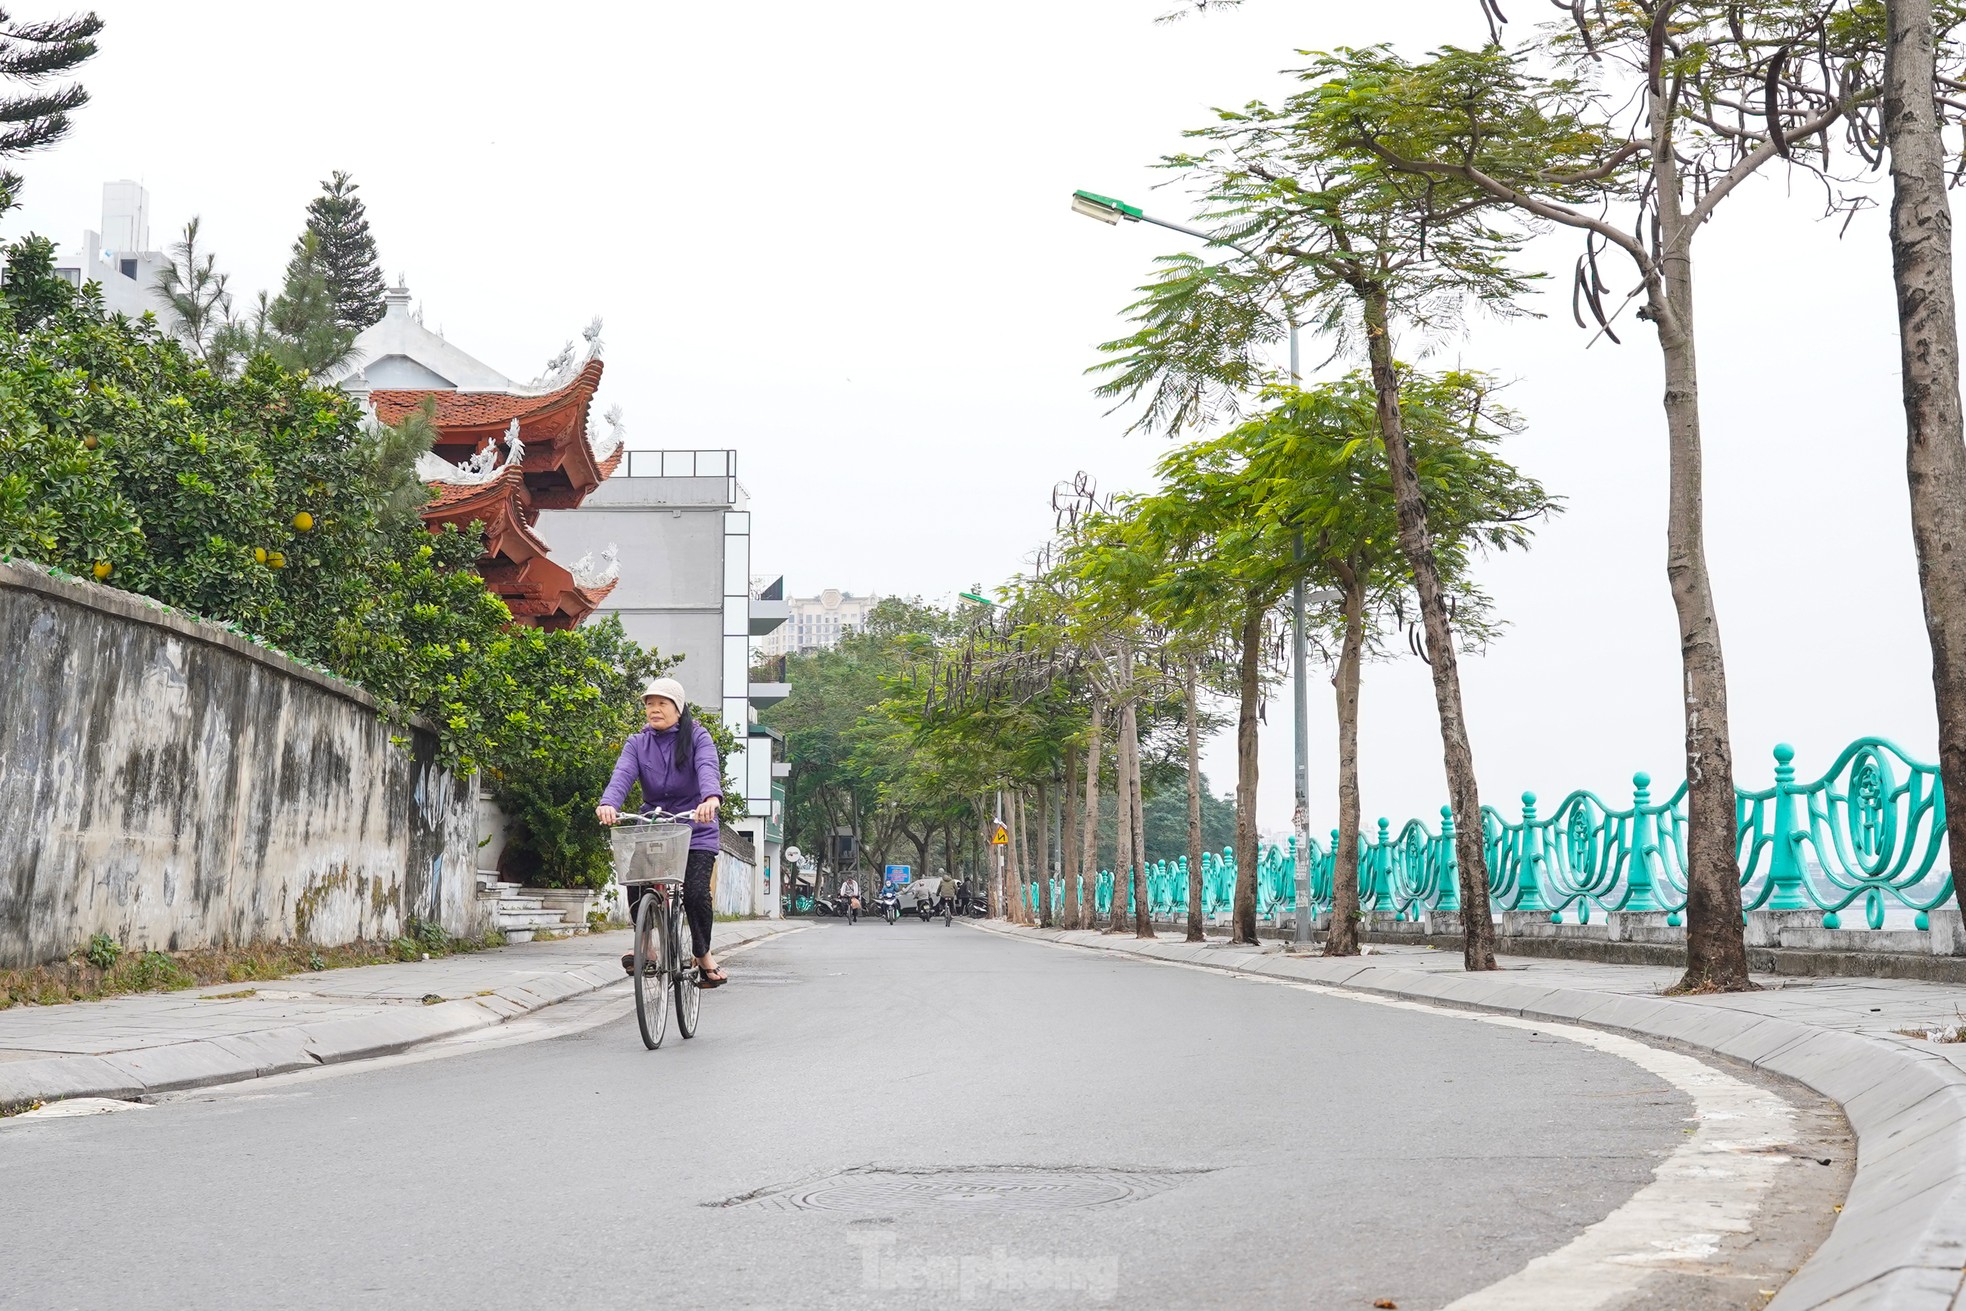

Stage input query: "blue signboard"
[{"left": 884, "top": 864, "right": 911, "bottom": 884}]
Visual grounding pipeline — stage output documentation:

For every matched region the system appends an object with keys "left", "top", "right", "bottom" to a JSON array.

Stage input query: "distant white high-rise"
[
  {"left": 53, "top": 180, "right": 171, "bottom": 320},
  {"left": 99, "top": 180, "right": 149, "bottom": 254},
  {"left": 758, "top": 589, "right": 882, "bottom": 657}
]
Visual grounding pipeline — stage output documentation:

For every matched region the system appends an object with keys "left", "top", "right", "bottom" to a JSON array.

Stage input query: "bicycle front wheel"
[
  {"left": 672, "top": 906, "right": 701, "bottom": 1038},
  {"left": 633, "top": 892, "right": 670, "bottom": 1050}
]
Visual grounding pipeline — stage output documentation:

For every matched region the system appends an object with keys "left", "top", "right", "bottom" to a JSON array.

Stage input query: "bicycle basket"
[{"left": 610, "top": 822, "right": 691, "bottom": 886}]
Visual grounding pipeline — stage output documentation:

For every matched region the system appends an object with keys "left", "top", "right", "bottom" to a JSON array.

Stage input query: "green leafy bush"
[
  {"left": 83, "top": 932, "right": 121, "bottom": 971},
  {"left": 481, "top": 618, "right": 668, "bottom": 889}
]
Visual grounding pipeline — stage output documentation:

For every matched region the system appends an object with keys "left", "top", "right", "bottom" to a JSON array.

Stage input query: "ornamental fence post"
[
  {"left": 1626, "top": 772, "right": 1660, "bottom": 912},
  {"left": 1369, "top": 819, "right": 1392, "bottom": 911},
  {"left": 1765, "top": 743, "right": 1812, "bottom": 911},
  {"left": 1435, "top": 805, "right": 1461, "bottom": 912},
  {"left": 1516, "top": 792, "right": 1548, "bottom": 912}
]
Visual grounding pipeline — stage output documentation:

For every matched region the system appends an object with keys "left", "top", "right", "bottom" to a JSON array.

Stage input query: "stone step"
[{"left": 495, "top": 909, "right": 569, "bottom": 929}]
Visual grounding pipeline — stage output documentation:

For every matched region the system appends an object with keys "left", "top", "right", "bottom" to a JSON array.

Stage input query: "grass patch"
[
  {"left": 0, "top": 921, "right": 509, "bottom": 1011},
  {"left": 1897, "top": 1025, "right": 1966, "bottom": 1042},
  {"left": 1897, "top": 1009, "right": 1966, "bottom": 1042}
]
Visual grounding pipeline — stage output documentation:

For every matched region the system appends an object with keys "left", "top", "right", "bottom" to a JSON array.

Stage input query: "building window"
[{"left": 118, "top": 258, "right": 137, "bottom": 279}]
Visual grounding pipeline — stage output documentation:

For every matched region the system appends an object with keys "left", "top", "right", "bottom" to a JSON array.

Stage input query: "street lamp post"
[{"left": 1072, "top": 188, "right": 1330, "bottom": 944}]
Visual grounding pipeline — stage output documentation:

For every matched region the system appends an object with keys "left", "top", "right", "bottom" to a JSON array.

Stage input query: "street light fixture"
[
  {"left": 1071, "top": 189, "right": 1143, "bottom": 224},
  {"left": 1073, "top": 185, "right": 1327, "bottom": 946}
]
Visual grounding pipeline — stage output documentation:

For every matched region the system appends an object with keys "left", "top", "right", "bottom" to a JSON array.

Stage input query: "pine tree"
[
  {"left": 154, "top": 217, "right": 232, "bottom": 364},
  {"left": 0, "top": 8, "right": 102, "bottom": 208},
  {"left": 300, "top": 171, "right": 385, "bottom": 332},
  {"left": 266, "top": 231, "right": 354, "bottom": 375}
]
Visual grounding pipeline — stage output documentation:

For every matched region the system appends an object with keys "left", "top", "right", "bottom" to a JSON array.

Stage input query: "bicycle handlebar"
[{"left": 611, "top": 809, "right": 693, "bottom": 826}]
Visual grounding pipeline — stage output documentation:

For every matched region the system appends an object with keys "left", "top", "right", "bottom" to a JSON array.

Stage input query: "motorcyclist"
[
  {"left": 840, "top": 874, "right": 862, "bottom": 924},
  {"left": 935, "top": 872, "right": 958, "bottom": 918}
]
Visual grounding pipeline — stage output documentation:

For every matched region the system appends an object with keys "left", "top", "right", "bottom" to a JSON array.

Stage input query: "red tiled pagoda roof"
[
  {"left": 392, "top": 354, "right": 620, "bottom": 630},
  {"left": 376, "top": 358, "right": 610, "bottom": 509}
]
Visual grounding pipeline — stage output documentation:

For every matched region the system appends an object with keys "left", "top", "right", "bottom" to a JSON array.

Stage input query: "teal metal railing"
[{"left": 1022, "top": 738, "right": 1952, "bottom": 931}]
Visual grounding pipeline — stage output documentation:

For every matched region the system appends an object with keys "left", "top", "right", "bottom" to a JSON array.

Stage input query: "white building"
[
  {"left": 52, "top": 180, "right": 173, "bottom": 320},
  {"left": 757, "top": 589, "right": 882, "bottom": 657}
]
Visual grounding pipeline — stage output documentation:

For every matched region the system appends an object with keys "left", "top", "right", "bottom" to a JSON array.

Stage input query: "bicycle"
[{"left": 610, "top": 812, "right": 702, "bottom": 1050}]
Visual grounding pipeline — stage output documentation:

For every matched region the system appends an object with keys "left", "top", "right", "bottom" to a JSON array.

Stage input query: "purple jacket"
[{"left": 600, "top": 720, "right": 724, "bottom": 853}]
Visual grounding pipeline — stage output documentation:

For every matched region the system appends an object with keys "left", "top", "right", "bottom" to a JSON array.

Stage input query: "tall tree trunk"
[
  {"left": 1111, "top": 712, "right": 1135, "bottom": 933},
  {"left": 943, "top": 824, "right": 956, "bottom": 895},
  {"left": 984, "top": 796, "right": 1000, "bottom": 920},
  {"left": 1080, "top": 699, "right": 1105, "bottom": 931},
  {"left": 1232, "top": 599, "right": 1263, "bottom": 944},
  {"left": 1326, "top": 562, "right": 1366, "bottom": 957},
  {"left": 1038, "top": 783, "right": 1055, "bottom": 927},
  {"left": 1361, "top": 288, "right": 1496, "bottom": 970},
  {"left": 1886, "top": 0, "right": 1966, "bottom": 926},
  {"left": 1185, "top": 654, "right": 1206, "bottom": 943},
  {"left": 1006, "top": 790, "right": 1026, "bottom": 925},
  {"left": 1128, "top": 701, "right": 1153, "bottom": 938},
  {"left": 1647, "top": 132, "right": 1748, "bottom": 992},
  {"left": 1061, "top": 743, "right": 1083, "bottom": 931}
]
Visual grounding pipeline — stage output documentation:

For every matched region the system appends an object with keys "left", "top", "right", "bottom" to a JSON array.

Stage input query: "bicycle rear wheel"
[
  {"left": 633, "top": 892, "right": 670, "bottom": 1050},
  {"left": 672, "top": 906, "right": 701, "bottom": 1038}
]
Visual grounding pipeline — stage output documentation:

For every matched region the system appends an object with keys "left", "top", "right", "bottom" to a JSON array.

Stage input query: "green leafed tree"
[
  {"left": 1206, "top": 372, "right": 1556, "bottom": 953},
  {"left": 1337, "top": 18, "right": 1863, "bottom": 989},
  {"left": 1094, "top": 60, "right": 1544, "bottom": 967}
]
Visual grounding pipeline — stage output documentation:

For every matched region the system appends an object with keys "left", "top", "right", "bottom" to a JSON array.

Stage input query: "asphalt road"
[{"left": 0, "top": 921, "right": 1729, "bottom": 1310}]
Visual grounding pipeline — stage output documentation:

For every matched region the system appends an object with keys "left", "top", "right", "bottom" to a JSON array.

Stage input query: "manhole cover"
[{"left": 713, "top": 1166, "right": 1207, "bottom": 1213}]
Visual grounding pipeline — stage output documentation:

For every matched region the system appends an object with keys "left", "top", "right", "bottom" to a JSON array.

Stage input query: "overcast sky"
[{"left": 15, "top": 0, "right": 1944, "bottom": 841}]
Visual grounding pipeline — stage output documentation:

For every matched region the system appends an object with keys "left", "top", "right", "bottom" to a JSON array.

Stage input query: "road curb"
[
  {"left": 975, "top": 922, "right": 1966, "bottom": 1310},
  {"left": 0, "top": 920, "right": 801, "bottom": 1114}
]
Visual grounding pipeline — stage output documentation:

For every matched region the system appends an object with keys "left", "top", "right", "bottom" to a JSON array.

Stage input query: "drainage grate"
[{"left": 712, "top": 1166, "right": 1209, "bottom": 1213}]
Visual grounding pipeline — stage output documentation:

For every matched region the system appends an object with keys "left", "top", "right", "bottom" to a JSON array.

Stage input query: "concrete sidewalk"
[
  {"left": 0, "top": 920, "right": 798, "bottom": 1112},
  {"left": 978, "top": 923, "right": 1966, "bottom": 1311}
]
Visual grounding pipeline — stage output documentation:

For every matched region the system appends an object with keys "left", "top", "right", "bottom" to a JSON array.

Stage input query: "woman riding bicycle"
[{"left": 596, "top": 677, "right": 728, "bottom": 987}]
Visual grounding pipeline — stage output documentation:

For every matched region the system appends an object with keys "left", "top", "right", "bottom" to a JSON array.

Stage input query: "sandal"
[{"left": 699, "top": 966, "right": 729, "bottom": 988}]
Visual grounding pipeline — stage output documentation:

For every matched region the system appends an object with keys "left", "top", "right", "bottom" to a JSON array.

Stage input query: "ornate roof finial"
[
  {"left": 571, "top": 543, "right": 620, "bottom": 590},
  {"left": 590, "top": 403, "right": 625, "bottom": 461}
]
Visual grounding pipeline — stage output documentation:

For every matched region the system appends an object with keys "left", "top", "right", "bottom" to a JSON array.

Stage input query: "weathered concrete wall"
[{"left": 0, "top": 561, "right": 484, "bottom": 968}]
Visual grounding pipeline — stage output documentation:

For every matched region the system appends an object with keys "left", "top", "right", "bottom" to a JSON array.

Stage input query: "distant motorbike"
[{"left": 877, "top": 888, "right": 901, "bottom": 925}]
